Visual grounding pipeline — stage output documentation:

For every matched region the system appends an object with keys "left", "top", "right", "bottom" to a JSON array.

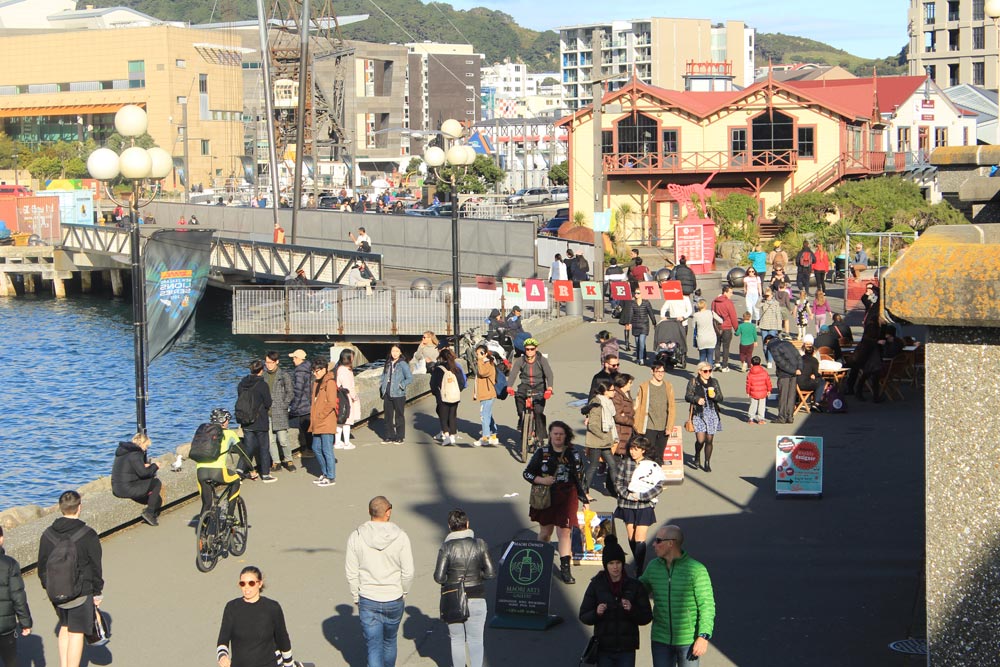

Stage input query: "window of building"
[
  {"left": 751, "top": 110, "right": 794, "bottom": 165},
  {"left": 974, "top": 0, "right": 985, "bottom": 20},
  {"left": 201, "top": 139, "right": 210, "bottom": 155},
  {"left": 974, "top": 26, "right": 985, "bottom": 50},
  {"left": 730, "top": 128, "right": 747, "bottom": 156},
  {"left": 926, "top": 64, "right": 937, "bottom": 81},
  {"left": 662, "top": 130, "right": 678, "bottom": 155},
  {"left": 935, "top": 127, "right": 948, "bottom": 147},
  {"left": 924, "top": 31, "right": 936, "bottom": 52},
  {"left": 948, "top": 1, "right": 960, "bottom": 21},
  {"left": 615, "top": 112, "right": 658, "bottom": 155},
  {"left": 963, "top": 126, "right": 970, "bottom": 145},
  {"left": 797, "top": 127, "right": 815, "bottom": 158},
  {"left": 949, "top": 29, "right": 959, "bottom": 51},
  {"left": 898, "top": 126, "right": 911, "bottom": 152},
  {"left": 601, "top": 130, "right": 613, "bottom": 155},
  {"left": 949, "top": 63, "right": 959, "bottom": 86},
  {"left": 176, "top": 59, "right": 186, "bottom": 68},
  {"left": 924, "top": 2, "right": 935, "bottom": 23},
  {"left": 199, "top": 74, "right": 208, "bottom": 94},
  {"left": 974, "top": 61, "right": 986, "bottom": 85},
  {"left": 127, "top": 60, "right": 145, "bottom": 89}
]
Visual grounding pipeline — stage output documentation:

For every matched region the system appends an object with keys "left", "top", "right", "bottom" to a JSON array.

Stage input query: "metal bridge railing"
[{"left": 232, "top": 286, "right": 557, "bottom": 337}]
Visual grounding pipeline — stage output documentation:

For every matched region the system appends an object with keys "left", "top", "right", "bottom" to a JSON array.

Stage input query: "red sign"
[
  {"left": 552, "top": 280, "right": 574, "bottom": 301},
  {"left": 660, "top": 280, "right": 683, "bottom": 301},
  {"left": 921, "top": 98, "right": 935, "bottom": 108},
  {"left": 476, "top": 276, "right": 496, "bottom": 290},
  {"left": 921, "top": 114, "right": 934, "bottom": 121},
  {"left": 524, "top": 279, "right": 546, "bottom": 302},
  {"left": 609, "top": 281, "right": 632, "bottom": 300},
  {"left": 638, "top": 281, "right": 659, "bottom": 299},
  {"left": 661, "top": 426, "right": 684, "bottom": 483},
  {"left": 675, "top": 223, "right": 705, "bottom": 264}
]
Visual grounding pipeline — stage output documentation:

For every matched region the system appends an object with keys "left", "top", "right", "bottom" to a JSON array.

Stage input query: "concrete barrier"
[{"left": 2, "top": 313, "right": 584, "bottom": 569}]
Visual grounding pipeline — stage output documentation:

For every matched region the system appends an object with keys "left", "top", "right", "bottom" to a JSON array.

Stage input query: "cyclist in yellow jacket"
[{"left": 196, "top": 409, "right": 246, "bottom": 515}]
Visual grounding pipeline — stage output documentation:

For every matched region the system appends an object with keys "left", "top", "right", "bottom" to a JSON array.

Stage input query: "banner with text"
[{"left": 775, "top": 435, "right": 824, "bottom": 497}]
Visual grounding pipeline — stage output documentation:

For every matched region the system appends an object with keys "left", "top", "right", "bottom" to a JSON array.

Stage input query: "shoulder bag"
[
  {"left": 529, "top": 483, "right": 552, "bottom": 510},
  {"left": 684, "top": 403, "right": 696, "bottom": 433},
  {"left": 440, "top": 575, "right": 469, "bottom": 624},
  {"left": 580, "top": 635, "right": 600, "bottom": 665}
]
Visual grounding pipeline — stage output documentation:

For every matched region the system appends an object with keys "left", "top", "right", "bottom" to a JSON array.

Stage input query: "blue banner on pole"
[{"left": 144, "top": 229, "right": 214, "bottom": 365}]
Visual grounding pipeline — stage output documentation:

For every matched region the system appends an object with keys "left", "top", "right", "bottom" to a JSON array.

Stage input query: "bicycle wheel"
[
  {"left": 196, "top": 510, "right": 220, "bottom": 573},
  {"left": 520, "top": 411, "right": 532, "bottom": 463},
  {"left": 228, "top": 497, "right": 249, "bottom": 556}
]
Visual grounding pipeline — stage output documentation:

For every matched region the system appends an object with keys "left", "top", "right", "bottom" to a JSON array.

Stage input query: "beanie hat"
[
  {"left": 803, "top": 334, "right": 815, "bottom": 345},
  {"left": 602, "top": 534, "right": 627, "bottom": 568}
]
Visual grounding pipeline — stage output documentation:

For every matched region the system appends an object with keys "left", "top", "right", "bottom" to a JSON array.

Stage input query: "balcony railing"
[{"left": 603, "top": 150, "right": 798, "bottom": 175}]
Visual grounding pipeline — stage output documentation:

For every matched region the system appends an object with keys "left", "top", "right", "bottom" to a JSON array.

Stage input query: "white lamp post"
[
  {"left": 86, "top": 105, "right": 172, "bottom": 434},
  {"left": 423, "top": 119, "right": 477, "bottom": 352},
  {"left": 986, "top": 0, "right": 1000, "bottom": 145}
]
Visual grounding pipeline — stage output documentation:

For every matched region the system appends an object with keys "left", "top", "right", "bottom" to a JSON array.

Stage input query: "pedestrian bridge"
[{"left": 58, "top": 223, "right": 382, "bottom": 286}]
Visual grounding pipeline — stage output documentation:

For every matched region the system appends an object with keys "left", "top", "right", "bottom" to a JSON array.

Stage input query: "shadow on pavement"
[{"left": 322, "top": 604, "right": 365, "bottom": 667}]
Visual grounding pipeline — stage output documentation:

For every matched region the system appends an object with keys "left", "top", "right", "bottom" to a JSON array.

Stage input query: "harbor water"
[{"left": 0, "top": 289, "right": 321, "bottom": 512}]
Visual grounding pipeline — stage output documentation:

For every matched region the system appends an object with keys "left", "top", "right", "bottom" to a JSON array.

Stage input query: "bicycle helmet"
[
  {"left": 210, "top": 408, "right": 232, "bottom": 424},
  {"left": 523, "top": 338, "right": 539, "bottom": 348}
]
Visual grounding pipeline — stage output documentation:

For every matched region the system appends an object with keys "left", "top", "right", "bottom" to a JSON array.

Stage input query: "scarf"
[{"left": 597, "top": 394, "right": 616, "bottom": 434}]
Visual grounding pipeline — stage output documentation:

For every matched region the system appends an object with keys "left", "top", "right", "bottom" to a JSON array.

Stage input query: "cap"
[
  {"left": 288, "top": 349, "right": 307, "bottom": 359},
  {"left": 511, "top": 305, "right": 522, "bottom": 313},
  {"left": 602, "top": 534, "right": 626, "bottom": 568},
  {"left": 773, "top": 240, "right": 782, "bottom": 247},
  {"left": 803, "top": 334, "right": 815, "bottom": 345}
]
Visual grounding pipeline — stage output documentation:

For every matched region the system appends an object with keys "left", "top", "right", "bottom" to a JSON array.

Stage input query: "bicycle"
[
  {"left": 518, "top": 392, "right": 547, "bottom": 463},
  {"left": 196, "top": 478, "right": 250, "bottom": 573}
]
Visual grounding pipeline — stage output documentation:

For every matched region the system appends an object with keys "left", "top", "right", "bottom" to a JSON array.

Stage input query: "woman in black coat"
[
  {"left": 579, "top": 535, "right": 652, "bottom": 665},
  {"left": 624, "top": 293, "right": 657, "bottom": 366}
]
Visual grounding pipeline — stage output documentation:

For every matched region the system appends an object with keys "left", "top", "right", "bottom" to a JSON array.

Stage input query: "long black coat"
[
  {"left": 237, "top": 374, "right": 273, "bottom": 432},
  {"left": 111, "top": 441, "right": 157, "bottom": 499},
  {"left": 579, "top": 571, "right": 653, "bottom": 653},
  {"left": 0, "top": 548, "right": 31, "bottom": 634}
]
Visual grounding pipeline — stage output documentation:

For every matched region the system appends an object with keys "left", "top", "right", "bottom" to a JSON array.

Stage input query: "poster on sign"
[
  {"left": 579, "top": 281, "right": 603, "bottom": 300},
  {"left": 551, "top": 280, "right": 574, "bottom": 301},
  {"left": 637, "top": 281, "right": 659, "bottom": 300},
  {"left": 675, "top": 224, "right": 705, "bottom": 264},
  {"left": 661, "top": 425, "right": 684, "bottom": 483},
  {"left": 503, "top": 277, "right": 522, "bottom": 302},
  {"left": 572, "top": 510, "right": 617, "bottom": 565},
  {"left": 524, "top": 279, "right": 546, "bottom": 303},
  {"left": 610, "top": 282, "right": 632, "bottom": 301},
  {"left": 775, "top": 435, "right": 823, "bottom": 498},
  {"left": 660, "top": 280, "right": 683, "bottom": 301}
]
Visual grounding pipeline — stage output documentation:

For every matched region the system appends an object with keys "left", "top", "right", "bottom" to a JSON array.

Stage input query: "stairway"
[{"left": 757, "top": 218, "right": 783, "bottom": 241}]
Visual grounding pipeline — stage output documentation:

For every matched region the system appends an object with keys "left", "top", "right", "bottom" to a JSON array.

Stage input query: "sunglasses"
[
  {"left": 700, "top": 370, "right": 712, "bottom": 374},
  {"left": 238, "top": 580, "right": 260, "bottom": 588},
  {"left": 525, "top": 347, "right": 537, "bottom": 351},
  {"left": 608, "top": 363, "right": 619, "bottom": 368},
  {"left": 653, "top": 537, "right": 677, "bottom": 544}
]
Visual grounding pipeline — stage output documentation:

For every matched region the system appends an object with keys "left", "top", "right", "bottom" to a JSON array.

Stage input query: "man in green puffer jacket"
[{"left": 639, "top": 524, "right": 715, "bottom": 666}]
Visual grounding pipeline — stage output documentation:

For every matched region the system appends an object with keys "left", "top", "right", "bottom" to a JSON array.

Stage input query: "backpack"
[
  {"left": 494, "top": 366, "right": 509, "bottom": 400},
  {"left": 234, "top": 386, "right": 260, "bottom": 426},
  {"left": 359, "top": 240, "right": 372, "bottom": 253},
  {"left": 189, "top": 423, "right": 224, "bottom": 463},
  {"left": 800, "top": 251, "right": 813, "bottom": 268},
  {"left": 43, "top": 527, "right": 88, "bottom": 606},
  {"left": 337, "top": 387, "right": 351, "bottom": 423},
  {"left": 819, "top": 384, "right": 847, "bottom": 413},
  {"left": 441, "top": 368, "right": 461, "bottom": 403}
]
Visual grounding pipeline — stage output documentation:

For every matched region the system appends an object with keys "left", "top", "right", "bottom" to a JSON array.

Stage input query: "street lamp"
[
  {"left": 987, "top": 0, "right": 1000, "bottom": 145},
  {"left": 423, "top": 118, "right": 477, "bottom": 353},
  {"left": 86, "top": 105, "right": 173, "bottom": 435}
]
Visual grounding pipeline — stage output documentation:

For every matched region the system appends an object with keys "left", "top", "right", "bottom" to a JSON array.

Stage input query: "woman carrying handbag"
[
  {"left": 685, "top": 362, "right": 725, "bottom": 473},
  {"left": 434, "top": 509, "right": 496, "bottom": 667}
]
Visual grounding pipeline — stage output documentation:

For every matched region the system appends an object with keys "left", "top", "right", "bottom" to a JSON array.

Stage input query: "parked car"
[
  {"left": 507, "top": 187, "right": 552, "bottom": 206},
  {"left": 550, "top": 186, "right": 569, "bottom": 202},
  {"left": 538, "top": 207, "right": 570, "bottom": 237}
]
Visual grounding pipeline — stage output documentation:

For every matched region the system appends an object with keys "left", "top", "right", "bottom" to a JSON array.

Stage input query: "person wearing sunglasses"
[
  {"left": 588, "top": 354, "right": 620, "bottom": 401},
  {"left": 216, "top": 566, "right": 296, "bottom": 667},
  {"left": 684, "top": 363, "right": 724, "bottom": 472},
  {"left": 640, "top": 525, "right": 715, "bottom": 667}
]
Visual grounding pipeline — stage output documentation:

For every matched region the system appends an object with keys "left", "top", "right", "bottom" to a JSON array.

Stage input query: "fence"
[{"left": 232, "top": 285, "right": 557, "bottom": 337}]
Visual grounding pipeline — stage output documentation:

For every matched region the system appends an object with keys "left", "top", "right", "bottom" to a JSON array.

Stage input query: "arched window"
[
  {"left": 616, "top": 113, "right": 658, "bottom": 156},
  {"left": 751, "top": 110, "right": 794, "bottom": 165}
]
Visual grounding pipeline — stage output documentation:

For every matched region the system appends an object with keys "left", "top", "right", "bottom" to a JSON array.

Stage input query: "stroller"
[{"left": 653, "top": 319, "right": 687, "bottom": 369}]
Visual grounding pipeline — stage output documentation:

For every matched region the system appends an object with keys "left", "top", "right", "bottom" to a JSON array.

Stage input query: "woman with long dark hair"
[
  {"left": 380, "top": 344, "right": 413, "bottom": 444},
  {"left": 430, "top": 348, "right": 466, "bottom": 446},
  {"left": 523, "top": 421, "right": 591, "bottom": 584},
  {"left": 612, "top": 435, "right": 666, "bottom": 575},
  {"left": 216, "top": 566, "right": 296, "bottom": 667},
  {"left": 333, "top": 349, "right": 360, "bottom": 450}
]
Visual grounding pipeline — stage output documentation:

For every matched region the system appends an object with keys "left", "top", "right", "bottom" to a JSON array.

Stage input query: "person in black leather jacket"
[
  {"left": 670, "top": 256, "right": 698, "bottom": 295},
  {"left": 0, "top": 526, "right": 32, "bottom": 667},
  {"left": 433, "top": 509, "right": 496, "bottom": 667},
  {"left": 579, "top": 534, "right": 652, "bottom": 663}
]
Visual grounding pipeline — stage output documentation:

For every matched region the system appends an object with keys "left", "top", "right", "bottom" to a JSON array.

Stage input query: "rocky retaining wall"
[{"left": 1, "top": 314, "right": 584, "bottom": 569}]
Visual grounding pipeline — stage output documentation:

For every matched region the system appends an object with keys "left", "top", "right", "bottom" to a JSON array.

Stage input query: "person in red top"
[
  {"left": 628, "top": 257, "right": 650, "bottom": 289},
  {"left": 710, "top": 286, "right": 740, "bottom": 372},
  {"left": 745, "top": 355, "right": 772, "bottom": 424},
  {"left": 812, "top": 244, "right": 830, "bottom": 294}
]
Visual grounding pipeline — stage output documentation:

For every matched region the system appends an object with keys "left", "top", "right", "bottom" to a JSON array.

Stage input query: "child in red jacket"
[{"left": 746, "top": 355, "right": 772, "bottom": 424}]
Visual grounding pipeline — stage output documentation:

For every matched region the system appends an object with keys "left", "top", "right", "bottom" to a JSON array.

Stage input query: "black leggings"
[
  {"left": 0, "top": 630, "right": 17, "bottom": 667},
  {"left": 437, "top": 401, "right": 458, "bottom": 435},
  {"left": 695, "top": 433, "right": 715, "bottom": 464},
  {"left": 383, "top": 395, "right": 406, "bottom": 440}
]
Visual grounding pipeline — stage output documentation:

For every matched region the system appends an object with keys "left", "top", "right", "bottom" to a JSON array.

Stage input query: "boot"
[
  {"left": 634, "top": 541, "right": 647, "bottom": 575},
  {"left": 703, "top": 442, "right": 713, "bottom": 473},
  {"left": 693, "top": 443, "right": 703, "bottom": 470},
  {"left": 560, "top": 556, "right": 575, "bottom": 584}
]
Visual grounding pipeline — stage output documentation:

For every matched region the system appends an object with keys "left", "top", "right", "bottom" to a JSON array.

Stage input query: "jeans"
[
  {"left": 268, "top": 428, "right": 292, "bottom": 465},
  {"left": 479, "top": 399, "right": 496, "bottom": 439},
  {"left": 698, "top": 348, "right": 714, "bottom": 365},
  {"left": 635, "top": 332, "right": 648, "bottom": 364},
  {"left": 384, "top": 395, "right": 405, "bottom": 440},
  {"left": 583, "top": 447, "right": 619, "bottom": 495},
  {"left": 760, "top": 330, "right": 778, "bottom": 363},
  {"left": 651, "top": 642, "right": 699, "bottom": 667},
  {"left": 599, "top": 651, "right": 637, "bottom": 667},
  {"left": 359, "top": 596, "right": 405, "bottom": 667},
  {"left": 448, "top": 597, "right": 487, "bottom": 667},
  {"left": 748, "top": 397, "right": 767, "bottom": 422},
  {"left": 312, "top": 433, "right": 336, "bottom": 480},
  {"left": 243, "top": 429, "right": 270, "bottom": 475}
]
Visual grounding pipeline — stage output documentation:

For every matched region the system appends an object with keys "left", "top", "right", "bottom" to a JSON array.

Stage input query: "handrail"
[{"left": 603, "top": 150, "right": 797, "bottom": 174}]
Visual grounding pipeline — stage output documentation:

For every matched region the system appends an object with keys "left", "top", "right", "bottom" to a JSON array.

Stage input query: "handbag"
[
  {"left": 684, "top": 403, "right": 695, "bottom": 433},
  {"left": 529, "top": 483, "right": 552, "bottom": 510},
  {"left": 86, "top": 607, "right": 111, "bottom": 646},
  {"left": 439, "top": 577, "right": 469, "bottom": 624},
  {"left": 580, "top": 636, "right": 600, "bottom": 665}
]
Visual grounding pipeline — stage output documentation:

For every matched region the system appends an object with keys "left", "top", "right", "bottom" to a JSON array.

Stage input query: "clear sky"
[{"left": 443, "top": 0, "right": 909, "bottom": 60}]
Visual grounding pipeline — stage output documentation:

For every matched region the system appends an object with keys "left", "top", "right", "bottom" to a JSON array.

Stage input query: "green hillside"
[{"left": 90, "top": 0, "right": 903, "bottom": 77}]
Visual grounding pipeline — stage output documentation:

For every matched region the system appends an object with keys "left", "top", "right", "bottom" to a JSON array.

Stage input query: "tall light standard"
[
  {"left": 987, "top": 0, "right": 1000, "bottom": 146},
  {"left": 86, "top": 105, "right": 173, "bottom": 435},
  {"left": 423, "top": 118, "right": 477, "bottom": 353}
]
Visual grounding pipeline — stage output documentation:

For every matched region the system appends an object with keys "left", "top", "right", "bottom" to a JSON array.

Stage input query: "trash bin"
[{"left": 565, "top": 288, "right": 584, "bottom": 317}]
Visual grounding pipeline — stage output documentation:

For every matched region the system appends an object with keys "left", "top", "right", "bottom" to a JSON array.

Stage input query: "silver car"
[{"left": 507, "top": 187, "right": 552, "bottom": 206}]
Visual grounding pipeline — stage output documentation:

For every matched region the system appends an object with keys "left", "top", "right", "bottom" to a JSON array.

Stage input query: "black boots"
[
  {"left": 694, "top": 443, "right": 704, "bottom": 470},
  {"left": 633, "top": 541, "right": 647, "bottom": 575},
  {"left": 560, "top": 555, "right": 575, "bottom": 584},
  {"left": 703, "top": 442, "right": 713, "bottom": 473}
]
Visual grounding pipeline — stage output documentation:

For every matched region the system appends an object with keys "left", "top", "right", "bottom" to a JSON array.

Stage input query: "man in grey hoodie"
[{"left": 345, "top": 496, "right": 414, "bottom": 667}]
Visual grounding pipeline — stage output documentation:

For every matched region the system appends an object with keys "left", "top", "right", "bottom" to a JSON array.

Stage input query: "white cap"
[
  {"left": 802, "top": 334, "right": 815, "bottom": 345},
  {"left": 288, "top": 349, "right": 307, "bottom": 359}
]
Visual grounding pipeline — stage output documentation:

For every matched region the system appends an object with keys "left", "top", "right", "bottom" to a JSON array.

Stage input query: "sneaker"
[
  {"left": 741, "top": 362, "right": 748, "bottom": 372},
  {"left": 334, "top": 441, "right": 346, "bottom": 449},
  {"left": 394, "top": 439, "right": 405, "bottom": 445},
  {"left": 758, "top": 419, "right": 769, "bottom": 425},
  {"left": 439, "top": 435, "right": 452, "bottom": 447},
  {"left": 140, "top": 511, "right": 158, "bottom": 527},
  {"left": 317, "top": 478, "right": 335, "bottom": 487},
  {"left": 767, "top": 361, "right": 774, "bottom": 369},
  {"left": 271, "top": 463, "right": 281, "bottom": 473},
  {"left": 340, "top": 442, "right": 356, "bottom": 450},
  {"left": 747, "top": 418, "right": 757, "bottom": 424},
  {"left": 433, "top": 432, "right": 444, "bottom": 442},
  {"left": 473, "top": 438, "right": 486, "bottom": 447},
  {"left": 380, "top": 438, "right": 394, "bottom": 444},
  {"left": 282, "top": 462, "right": 296, "bottom": 472},
  {"left": 312, "top": 475, "right": 327, "bottom": 484},
  {"left": 720, "top": 366, "right": 729, "bottom": 373},
  {"left": 261, "top": 475, "right": 278, "bottom": 483},
  {"left": 713, "top": 364, "right": 721, "bottom": 371},
  {"left": 488, "top": 435, "right": 499, "bottom": 446}
]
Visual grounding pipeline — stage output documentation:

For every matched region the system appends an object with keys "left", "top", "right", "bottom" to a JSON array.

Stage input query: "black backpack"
[
  {"left": 336, "top": 387, "right": 351, "bottom": 423},
  {"left": 234, "top": 387, "right": 260, "bottom": 426},
  {"left": 189, "top": 423, "right": 224, "bottom": 463},
  {"left": 43, "top": 527, "right": 88, "bottom": 605},
  {"left": 359, "top": 240, "right": 372, "bottom": 253}
]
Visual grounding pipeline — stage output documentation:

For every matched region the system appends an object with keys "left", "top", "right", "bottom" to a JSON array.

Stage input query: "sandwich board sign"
[
  {"left": 490, "top": 540, "right": 562, "bottom": 630},
  {"left": 775, "top": 435, "right": 823, "bottom": 498}
]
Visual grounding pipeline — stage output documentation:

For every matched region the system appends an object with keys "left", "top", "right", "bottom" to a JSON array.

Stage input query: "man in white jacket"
[{"left": 345, "top": 496, "right": 414, "bottom": 667}]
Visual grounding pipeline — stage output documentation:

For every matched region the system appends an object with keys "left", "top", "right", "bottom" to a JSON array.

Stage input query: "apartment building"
[
  {"left": 406, "top": 42, "right": 483, "bottom": 147},
  {"left": 559, "top": 18, "right": 754, "bottom": 109},
  {"left": 907, "top": 0, "right": 1000, "bottom": 89}
]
